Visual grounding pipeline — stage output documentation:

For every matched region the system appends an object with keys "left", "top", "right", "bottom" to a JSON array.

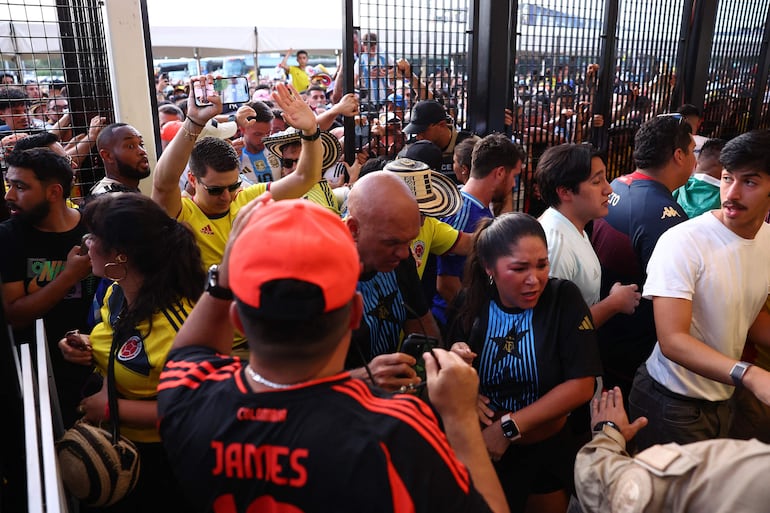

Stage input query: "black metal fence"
[
  {"left": 345, "top": 0, "right": 770, "bottom": 214},
  {"left": 0, "top": 0, "right": 113, "bottom": 205}
]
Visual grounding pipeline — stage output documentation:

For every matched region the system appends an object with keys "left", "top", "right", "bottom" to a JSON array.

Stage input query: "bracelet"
[
  {"left": 104, "top": 403, "right": 110, "bottom": 422},
  {"left": 593, "top": 420, "right": 621, "bottom": 434},
  {"left": 299, "top": 126, "right": 321, "bottom": 141},
  {"left": 181, "top": 124, "right": 201, "bottom": 142},
  {"left": 187, "top": 117, "right": 206, "bottom": 128}
]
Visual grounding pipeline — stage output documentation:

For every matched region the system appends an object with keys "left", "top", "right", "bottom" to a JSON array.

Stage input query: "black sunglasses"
[
  {"left": 281, "top": 157, "right": 298, "bottom": 169},
  {"left": 198, "top": 178, "right": 242, "bottom": 196}
]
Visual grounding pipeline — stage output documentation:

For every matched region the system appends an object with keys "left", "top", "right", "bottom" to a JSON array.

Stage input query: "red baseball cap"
[
  {"left": 229, "top": 200, "right": 360, "bottom": 319},
  {"left": 160, "top": 120, "right": 183, "bottom": 142}
]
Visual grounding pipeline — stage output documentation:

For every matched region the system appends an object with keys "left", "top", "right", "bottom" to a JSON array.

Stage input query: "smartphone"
[
  {"left": 65, "top": 329, "right": 91, "bottom": 351},
  {"left": 400, "top": 333, "right": 439, "bottom": 382},
  {"left": 193, "top": 79, "right": 216, "bottom": 107},
  {"left": 194, "top": 76, "right": 250, "bottom": 110}
]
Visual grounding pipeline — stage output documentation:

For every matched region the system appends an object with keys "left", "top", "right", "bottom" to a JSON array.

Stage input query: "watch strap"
[
  {"left": 730, "top": 361, "right": 753, "bottom": 387},
  {"left": 593, "top": 420, "right": 621, "bottom": 434},
  {"left": 206, "top": 265, "right": 234, "bottom": 300},
  {"left": 501, "top": 413, "right": 522, "bottom": 441},
  {"left": 299, "top": 126, "right": 321, "bottom": 141}
]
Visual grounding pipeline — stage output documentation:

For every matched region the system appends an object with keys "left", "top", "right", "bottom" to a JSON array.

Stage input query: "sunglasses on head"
[
  {"left": 198, "top": 178, "right": 242, "bottom": 196},
  {"left": 657, "top": 112, "right": 687, "bottom": 125},
  {"left": 281, "top": 157, "right": 298, "bottom": 169}
]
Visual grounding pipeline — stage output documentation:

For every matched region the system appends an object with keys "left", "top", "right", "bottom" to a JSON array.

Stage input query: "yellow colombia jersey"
[
  {"left": 178, "top": 183, "right": 268, "bottom": 271},
  {"left": 411, "top": 216, "right": 460, "bottom": 278},
  {"left": 287, "top": 66, "right": 310, "bottom": 92},
  {"left": 89, "top": 283, "right": 195, "bottom": 443},
  {"left": 304, "top": 179, "right": 341, "bottom": 216}
]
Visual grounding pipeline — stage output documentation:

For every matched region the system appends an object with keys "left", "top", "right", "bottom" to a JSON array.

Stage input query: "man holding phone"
[{"left": 152, "top": 76, "right": 323, "bottom": 356}]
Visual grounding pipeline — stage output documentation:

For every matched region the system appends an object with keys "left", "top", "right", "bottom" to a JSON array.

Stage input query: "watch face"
[{"left": 501, "top": 419, "right": 518, "bottom": 438}]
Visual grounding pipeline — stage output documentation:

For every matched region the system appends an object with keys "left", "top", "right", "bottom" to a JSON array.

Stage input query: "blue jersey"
[
  {"left": 432, "top": 191, "right": 493, "bottom": 325},
  {"left": 448, "top": 279, "right": 602, "bottom": 414}
]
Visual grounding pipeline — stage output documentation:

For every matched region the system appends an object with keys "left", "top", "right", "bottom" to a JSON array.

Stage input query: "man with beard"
[
  {"left": 432, "top": 133, "right": 524, "bottom": 332},
  {"left": 90, "top": 123, "right": 150, "bottom": 195},
  {"left": 628, "top": 129, "right": 770, "bottom": 451},
  {"left": 0, "top": 147, "right": 95, "bottom": 429}
]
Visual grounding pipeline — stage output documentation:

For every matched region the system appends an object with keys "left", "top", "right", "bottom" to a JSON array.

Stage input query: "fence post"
[
  {"left": 678, "top": 0, "right": 718, "bottom": 112},
  {"left": 342, "top": 0, "right": 355, "bottom": 164},
  {"left": 593, "top": 0, "right": 619, "bottom": 153},
  {"left": 751, "top": 3, "right": 770, "bottom": 129},
  {"left": 467, "top": 0, "right": 513, "bottom": 135}
]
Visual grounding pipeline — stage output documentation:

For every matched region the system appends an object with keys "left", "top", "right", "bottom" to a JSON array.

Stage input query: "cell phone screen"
[{"left": 193, "top": 80, "right": 215, "bottom": 107}]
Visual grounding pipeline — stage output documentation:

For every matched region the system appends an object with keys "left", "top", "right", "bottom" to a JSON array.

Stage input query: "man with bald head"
[
  {"left": 92, "top": 122, "right": 150, "bottom": 195},
  {"left": 345, "top": 171, "right": 442, "bottom": 392}
]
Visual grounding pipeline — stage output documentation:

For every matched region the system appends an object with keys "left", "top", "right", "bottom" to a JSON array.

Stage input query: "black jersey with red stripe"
[{"left": 157, "top": 346, "right": 492, "bottom": 513}]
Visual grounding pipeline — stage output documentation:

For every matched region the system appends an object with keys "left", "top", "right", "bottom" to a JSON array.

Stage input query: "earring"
[
  {"left": 104, "top": 254, "right": 128, "bottom": 282},
  {"left": 488, "top": 274, "right": 494, "bottom": 285}
]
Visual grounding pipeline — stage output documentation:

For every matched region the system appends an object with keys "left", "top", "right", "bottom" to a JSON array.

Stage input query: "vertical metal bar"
[
  {"left": 680, "top": 0, "right": 717, "bottom": 113},
  {"left": 343, "top": 0, "right": 355, "bottom": 163},
  {"left": 139, "top": 0, "right": 162, "bottom": 159},
  {"left": 673, "top": 0, "right": 694, "bottom": 109},
  {"left": 750, "top": 3, "right": 770, "bottom": 129},
  {"left": 593, "top": 0, "right": 618, "bottom": 152}
]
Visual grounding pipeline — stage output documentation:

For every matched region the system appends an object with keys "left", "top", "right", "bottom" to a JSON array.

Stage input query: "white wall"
[{"left": 102, "top": 0, "right": 157, "bottom": 195}]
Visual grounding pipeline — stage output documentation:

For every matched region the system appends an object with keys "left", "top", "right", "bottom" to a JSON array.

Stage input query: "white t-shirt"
[
  {"left": 539, "top": 207, "right": 601, "bottom": 306},
  {"left": 644, "top": 212, "right": 770, "bottom": 400}
]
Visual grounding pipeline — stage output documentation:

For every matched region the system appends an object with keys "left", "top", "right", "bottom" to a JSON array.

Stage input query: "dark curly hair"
[{"left": 83, "top": 193, "right": 205, "bottom": 337}]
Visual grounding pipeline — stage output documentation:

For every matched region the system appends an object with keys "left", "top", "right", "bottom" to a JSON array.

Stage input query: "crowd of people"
[{"left": 0, "top": 28, "right": 769, "bottom": 513}]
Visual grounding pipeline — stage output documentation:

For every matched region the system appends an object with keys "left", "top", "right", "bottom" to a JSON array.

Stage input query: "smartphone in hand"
[
  {"left": 193, "top": 79, "right": 216, "bottom": 107},
  {"left": 400, "top": 333, "right": 439, "bottom": 382},
  {"left": 65, "top": 329, "right": 91, "bottom": 351}
]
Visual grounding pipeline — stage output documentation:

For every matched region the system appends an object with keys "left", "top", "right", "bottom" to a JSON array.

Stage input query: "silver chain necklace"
[{"left": 245, "top": 365, "right": 299, "bottom": 390}]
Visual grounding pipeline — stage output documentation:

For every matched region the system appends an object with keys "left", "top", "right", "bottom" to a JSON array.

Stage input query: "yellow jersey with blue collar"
[
  {"left": 89, "top": 283, "right": 195, "bottom": 443},
  {"left": 177, "top": 183, "right": 268, "bottom": 270}
]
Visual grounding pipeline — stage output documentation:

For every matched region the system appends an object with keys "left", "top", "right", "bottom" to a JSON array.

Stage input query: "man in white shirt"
[
  {"left": 629, "top": 129, "right": 770, "bottom": 450},
  {"left": 536, "top": 144, "right": 640, "bottom": 332}
]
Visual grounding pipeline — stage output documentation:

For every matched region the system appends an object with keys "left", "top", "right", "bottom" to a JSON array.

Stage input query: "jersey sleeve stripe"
[
  {"left": 333, "top": 380, "right": 470, "bottom": 492},
  {"left": 380, "top": 442, "right": 417, "bottom": 513}
]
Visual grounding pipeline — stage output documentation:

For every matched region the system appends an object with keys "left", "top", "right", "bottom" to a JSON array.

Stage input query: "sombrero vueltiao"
[
  {"left": 384, "top": 158, "right": 461, "bottom": 218},
  {"left": 310, "top": 73, "right": 333, "bottom": 89},
  {"left": 263, "top": 128, "right": 341, "bottom": 171}
]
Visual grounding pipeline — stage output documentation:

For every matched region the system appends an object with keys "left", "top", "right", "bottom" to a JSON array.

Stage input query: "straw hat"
[
  {"left": 263, "top": 128, "right": 341, "bottom": 171},
  {"left": 384, "top": 157, "right": 461, "bottom": 217}
]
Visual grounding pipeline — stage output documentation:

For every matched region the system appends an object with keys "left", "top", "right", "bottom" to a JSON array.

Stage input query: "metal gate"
[
  {"left": 704, "top": 0, "right": 769, "bottom": 139},
  {"left": 346, "top": 0, "right": 770, "bottom": 214},
  {"left": 0, "top": 0, "right": 114, "bottom": 205}
]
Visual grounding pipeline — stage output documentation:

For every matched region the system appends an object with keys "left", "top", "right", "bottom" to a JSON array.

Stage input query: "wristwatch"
[
  {"left": 206, "top": 264, "right": 233, "bottom": 300},
  {"left": 299, "top": 125, "right": 321, "bottom": 141},
  {"left": 500, "top": 413, "right": 522, "bottom": 441},
  {"left": 593, "top": 420, "right": 621, "bottom": 434},
  {"left": 730, "top": 361, "right": 753, "bottom": 387}
]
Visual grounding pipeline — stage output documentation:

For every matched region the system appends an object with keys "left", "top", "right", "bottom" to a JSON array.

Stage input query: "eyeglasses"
[
  {"left": 281, "top": 157, "right": 298, "bottom": 169},
  {"left": 197, "top": 178, "right": 242, "bottom": 196}
]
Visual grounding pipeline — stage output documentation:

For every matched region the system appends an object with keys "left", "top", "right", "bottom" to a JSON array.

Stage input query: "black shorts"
[{"left": 493, "top": 425, "right": 577, "bottom": 513}]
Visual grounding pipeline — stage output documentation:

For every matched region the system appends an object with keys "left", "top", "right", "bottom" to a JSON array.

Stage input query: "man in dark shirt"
[
  {"left": 344, "top": 171, "right": 442, "bottom": 392},
  {"left": 158, "top": 197, "right": 508, "bottom": 513},
  {"left": 0, "top": 148, "right": 95, "bottom": 428},
  {"left": 590, "top": 114, "right": 695, "bottom": 394}
]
